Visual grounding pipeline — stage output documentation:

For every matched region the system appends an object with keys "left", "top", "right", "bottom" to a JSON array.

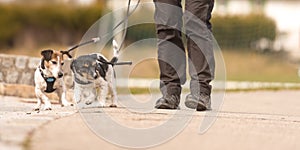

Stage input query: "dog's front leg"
[
  {"left": 97, "top": 81, "right": 108, "bottom": 107},
  {"left": 56, "top": 85, "right": 73, "bottom": 107},
  {"left": 35, "top": 87, "right": 52, "bottom": 110},
  {"left": 73, "top": 83, "right": 82, "bottom": 104},
  {"left": 108, "top": 80, "right": 118, "bottom": 107},
  {"left": 34, "top": 88, "right": 42, "bottom": 111}
]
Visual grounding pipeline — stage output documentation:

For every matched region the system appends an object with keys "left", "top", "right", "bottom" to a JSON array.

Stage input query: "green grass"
[
  {"left": 119, "top": 86, "right": 300, "bottom": 95},
  {"left": 223, "top": 50, "right": 300, "bottom": 82},
  {"left": 116, "top": 47, "right": 300, "bottom": 83},
  {"left": 117, "top": 87, "right": 193, "bottom": 95}
]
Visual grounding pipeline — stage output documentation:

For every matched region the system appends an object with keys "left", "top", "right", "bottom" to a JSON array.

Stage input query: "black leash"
[
  {"left": 60, "top": 0, "right": 140, "bottom": 66},
  {"left": 60, "top": 37, "right": 100, "bottom": 59}
]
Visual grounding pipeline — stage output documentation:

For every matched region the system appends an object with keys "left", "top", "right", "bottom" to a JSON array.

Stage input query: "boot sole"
[
  {"left": 185, "top": 99, "right": 207, "bottom": 111},
  {"left": 155, "top": 102, "right": 179, "bottom": 109},
  {"left": 184, "top": 99, "right": 199, "bottom": 109},
  {"left": 196, "top": 101, "right": 207, "bottom": 111}
]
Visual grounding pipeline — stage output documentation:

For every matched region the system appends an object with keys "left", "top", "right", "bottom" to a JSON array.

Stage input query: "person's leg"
[
  {"left": 184, "top": 0, "right": 215, "bottom": 111},
  {"left": 154, "top": 0, "right": 186, "bottom": 109}
]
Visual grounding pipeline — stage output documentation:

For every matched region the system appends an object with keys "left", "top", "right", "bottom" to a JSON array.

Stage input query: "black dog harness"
[{"left": 39, "top": 68, "right": 56, "bottom": 93}]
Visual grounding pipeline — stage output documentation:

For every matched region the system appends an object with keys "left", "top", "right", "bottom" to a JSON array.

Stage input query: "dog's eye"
[
  {"left": 51, "top": 61, "right": 57, "bottom": 64},
  {"left": 61, "top": 62, "right": 64, "bottom": 66}
]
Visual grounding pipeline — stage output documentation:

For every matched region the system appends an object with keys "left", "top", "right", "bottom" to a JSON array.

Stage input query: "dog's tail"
[
  {"left": 110, "top": 39, "right": 119, "bottom": 65},
  {"left": 113, "top": 39, "right": 119, "bottom": 58},
  {"left": 109, "top": 39, "right": 132, "bottom": 66}
]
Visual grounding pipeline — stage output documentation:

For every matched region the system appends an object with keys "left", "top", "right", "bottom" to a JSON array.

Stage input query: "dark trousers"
[{"left": 154, "top": 0, "right": 215, "bottom": 97}]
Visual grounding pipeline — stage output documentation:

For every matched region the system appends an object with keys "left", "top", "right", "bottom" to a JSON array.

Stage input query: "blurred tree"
[
  {"left": 250, "top": 0, "right": 266, "bottom": 14},
  {"left": 14, "top": 0, "right": 62, "bottom": 5},
  {"left": 95, "top": 0, "right": 107, "bottom": 6}
]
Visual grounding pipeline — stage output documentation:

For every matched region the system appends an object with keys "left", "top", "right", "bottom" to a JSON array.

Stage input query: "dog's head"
[
  {"left": 71, "top": 54, "right": 108, "bottom": 83},
  {"left": 41, "top": 49, "right": 65, "bottom": 78}
]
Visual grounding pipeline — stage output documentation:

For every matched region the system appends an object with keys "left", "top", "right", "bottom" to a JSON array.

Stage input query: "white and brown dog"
[
  {"left": 70, "top": 40, "right": 119, "bottom": 108},
  {"left": 34, "top": 49, "right": 73, "bottom": 111}
]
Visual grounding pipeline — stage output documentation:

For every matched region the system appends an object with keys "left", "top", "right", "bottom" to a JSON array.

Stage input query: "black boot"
[
  {"left": 185, "top": 93, "right": 211, "bottom": 111},
  {"left": 155, "top": 95, "right": 180, "bottom": 110}
]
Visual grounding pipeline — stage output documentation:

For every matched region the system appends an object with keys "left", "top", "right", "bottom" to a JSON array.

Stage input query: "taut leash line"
[{"left": 60, "top": 0, "right": 141, "bottom": 66}]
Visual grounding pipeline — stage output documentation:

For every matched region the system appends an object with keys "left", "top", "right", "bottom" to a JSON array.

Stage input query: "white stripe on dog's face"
[{"left": 51, "top": 56, "right": 61, "bottom": 78}]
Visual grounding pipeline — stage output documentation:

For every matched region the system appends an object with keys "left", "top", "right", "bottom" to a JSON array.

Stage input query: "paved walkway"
[
  {"left": 0, "top": 96, "right": 76, "bottom": 150},
  {"left": 1, "top": 90, "right": 300, "bottom": 150}
]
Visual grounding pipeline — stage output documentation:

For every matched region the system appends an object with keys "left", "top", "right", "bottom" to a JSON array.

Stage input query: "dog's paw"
[
  {"left": 61, "top": 102, "right": 74, "bottom": 107},
  {"left": 44, "top": 101, "right": 52, "bottom": 111},
  {"left": 109, "top": 104, "right": 117, "bottom": 108},
  {"left": 33, "top": 107, "right": 40, "bottom": 111},
  {"left": 44, "top": 107, "right": 52, "bottom": 111},
  {"left": 85, "top": 101, "right": 93, "bottom": 105}
]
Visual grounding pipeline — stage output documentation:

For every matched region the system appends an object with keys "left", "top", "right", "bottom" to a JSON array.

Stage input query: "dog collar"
[
  {"left": 74, "top": 76, "right": 92, "bottom": 85},
  {"left": 39, "top": 67, "right": 56, "bottom": 93}
]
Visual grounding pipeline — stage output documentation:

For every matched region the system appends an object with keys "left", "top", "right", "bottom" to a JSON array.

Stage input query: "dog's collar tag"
[{"left": 46, "top": 77, "right": 55, "bottom": 82}]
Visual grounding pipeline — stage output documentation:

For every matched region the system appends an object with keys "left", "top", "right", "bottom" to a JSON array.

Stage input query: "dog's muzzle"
[{"left": 58, "top": 72, "right": 63, "bottom": 78}]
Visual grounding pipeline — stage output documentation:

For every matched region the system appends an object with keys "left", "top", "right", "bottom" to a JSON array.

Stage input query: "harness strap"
[{"left": 39, "top": 67, "right": 57, "bottom": 93}]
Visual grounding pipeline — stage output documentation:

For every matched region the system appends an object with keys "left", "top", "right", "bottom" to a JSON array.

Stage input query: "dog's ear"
[
  {"left": 41, "top": 59, "right": 46, "bottom": 69},
  {"left": 96, "top": 62, "right": 108, "bottom": 80},
  {"left": 96, "top": 56, "right": 109, "bottom": 79},
  {"left": 40, "top": 50, "right": 53, "bottom": 69},
  {"left": 96, "top": 63, "right": 105, "bottom": 79},
  {"left": 41, "top": 49, "right": 53, "bottom": 61}
]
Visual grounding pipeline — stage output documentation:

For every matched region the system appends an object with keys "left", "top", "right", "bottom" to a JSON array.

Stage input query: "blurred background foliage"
[
  {"left": 212, "top": 14, "right": 276, "bottom": 50},
  {"left": 0, "top": 3, "right": 104, "bottom": 50},
  {"left": 0, "top": 1, "right": 298, "bottom": 82},
  {"left": 0, "top": 3, "right": 276, "bottom": 51}
]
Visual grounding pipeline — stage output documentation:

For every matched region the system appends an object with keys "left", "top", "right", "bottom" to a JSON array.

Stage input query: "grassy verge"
[
  {"left": 121, "top": 48, "right": 300, "bottom": 83},
  {"left": 118, "top": 86, "right": 300, "bottom": 95},
  {"left": 223, "top": 50, "right": 299, "bottom": 82}
]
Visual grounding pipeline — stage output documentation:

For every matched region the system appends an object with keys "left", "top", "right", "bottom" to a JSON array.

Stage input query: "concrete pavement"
[
  {"left": 1, "top": 90, "right": 300, "bottom": 150},
  {"left": 0, "top": 96, "right": 76, "bottom": 150}
]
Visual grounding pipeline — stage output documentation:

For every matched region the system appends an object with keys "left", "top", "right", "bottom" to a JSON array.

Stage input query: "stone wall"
[
  {"left": 0, "top": 54, "right": 73, "bottom": 99},
  {"left": 0, "top": 54, "right": 39, "bottom": 85}
]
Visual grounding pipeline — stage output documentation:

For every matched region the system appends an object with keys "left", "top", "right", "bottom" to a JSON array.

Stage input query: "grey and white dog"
[{"left": 70, "top": 40, "right": 119, "bottom": 107}]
